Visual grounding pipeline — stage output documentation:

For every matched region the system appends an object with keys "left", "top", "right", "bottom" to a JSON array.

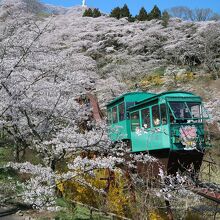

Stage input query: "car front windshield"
[{"left": 169, "top": 101, "right": 202, "bottom": 120}]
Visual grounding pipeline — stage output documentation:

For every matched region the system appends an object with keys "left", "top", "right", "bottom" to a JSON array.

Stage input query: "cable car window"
[
  {"left": 141, "top": 108, "right": 151, "bottom": 129},
  {"left": 126, "top": 102, "right": 135, "bottom": 119},
  {"left": 130, "top": 112, "right": 140, "bottom": 132},
  {"left": 160, "top": 104, "right": 167, "bottom": 125},
  {"left": 107, "top": 109, "right": 112, "bottom": 124},
  {"left": 200, "top": 104, "right": 209, "bottom": 119},
  {"left": 152, "top": 105, "right": 160, "bottom": 126},
  {"left": 187, "top": 103, "right": 201, "bottom": 118},
  {"left": 169, "top": 102, "right": 191, "bottom": 119},
  {"left": 126, "top": 102, "right": 135, "bottom": 110},
  {"left": 112, "top": 106, "right": 118, "bottom": 123},
  {"left": 118, "top": 102, "right": 125, "bottom": 121}
]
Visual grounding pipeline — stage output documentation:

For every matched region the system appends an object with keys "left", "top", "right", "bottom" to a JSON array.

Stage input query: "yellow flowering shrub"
[
  {"left": 148, "top": 210, "right": 169, "bottom": 220},
  {"left": 106, "top": 172, "right": 130, "bottom": 216},
  {"left": 56, "top": 169, "right": 132, "bottom": 216},
  {"left": 56, "top": 181, "right": 65, "bottom": 195},
  {"left": 140, "top": 74, "right": 164, "bottom": 88},
  {"left": 176, "top": 72, "right": 196, "bottom": 83}
]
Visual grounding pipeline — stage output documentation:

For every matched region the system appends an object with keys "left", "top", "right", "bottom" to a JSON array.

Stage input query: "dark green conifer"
[
  {"left": 128, "top": 16, "right": 136, "bottom": 22},
  {"left": 120, "top": 4, "right": 131, "bottom": 18},
  {"left": 93, "top": 8, "right": 101, "bottom": 17},
  {"left": 161, "top": 11, "right": 170, "bottom": 27},
  {"left": 83, "top": 8, "right": 93, "bottom": 17},
  {"left": 137, "top": 7, "right": 148, "bottom": 21},
  {"left": 149, "top": 5, "right": 161, "bottom": 20},
  {"left": 110, "top": 7, "right": 121, "bottom": 19}
]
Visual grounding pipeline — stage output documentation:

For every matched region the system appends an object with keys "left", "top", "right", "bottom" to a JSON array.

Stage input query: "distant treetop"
[
  {"left": 109, "top": 4, "right": 220, "bottom": 23},
  {"left": 136, "top": 7, "right": 148, "bottom": 21},
  {"left": 110, "top": 4, "right": 164, "bottom": 22},
  {"left": 149, "top": 5, "right": 161, "bottom": 20},
  {"left": 120, "top": 4, "right": 131, "bottom": 18},
  {"left": 83, "top": 8, "right": 101, "bottom": 18},
  {"left": 110, "top": 4, "right": 132, "bottom": 20},
  {"left": 161, "top": 11, "right": 170, "bottom": 27},
  {"left": 93, "top": 8, "right": 101, "bottom": 18},
  {"left": 110, "top": 6, "right": 121, "bottom": 19},
  {"left": 167, "top": 6, "right": 220, "bottom": 21}
]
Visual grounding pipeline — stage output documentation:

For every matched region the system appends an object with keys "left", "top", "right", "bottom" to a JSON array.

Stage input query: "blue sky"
[{"left": 42, "top": 0, "right": 220, "bottom": 15}]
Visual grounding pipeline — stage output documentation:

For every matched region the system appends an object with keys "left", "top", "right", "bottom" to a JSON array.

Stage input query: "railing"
[{"left": 200, "top": 159, "right": 220, "bottom": 184}]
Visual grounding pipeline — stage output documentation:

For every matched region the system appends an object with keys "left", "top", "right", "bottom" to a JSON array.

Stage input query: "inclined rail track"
[
  {"left": 0, "top": 207, "right": 19, "bottom": 217},
  {"left": 0, "top": 203, "right": 31, "bottom": 218},
  {"left": 190, "top": 181, "right": 220, "bottom": 204}
]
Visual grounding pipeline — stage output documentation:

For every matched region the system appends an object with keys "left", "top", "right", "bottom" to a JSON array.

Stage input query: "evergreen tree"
[
  {"left": 83, "top": 8, "right": 93, "bottom": 17},
  {"left": 161, "top": 11, "right": 170, "bottom": 27},
  {"left": 110, "top": 7, "right": 121, "bottom": 19},
  {"left": 93, "top": 8, "right": 101, "bottom": 18},
  {"left": 120, "top": 4, "right": 131, "bottom": 18},
  {"left": 137, "top": 7, "right": 148, "bottom": 21},
  {"left": 149, "top": 5, "right": 161, "bottom": 20},
  {"left": 128, "top": 16, "right": 136, "bottom": 22}
]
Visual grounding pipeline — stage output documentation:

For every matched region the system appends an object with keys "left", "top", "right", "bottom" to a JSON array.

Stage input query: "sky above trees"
[{"left": 42, "top": 0, "right": 220, "bottom": 15}]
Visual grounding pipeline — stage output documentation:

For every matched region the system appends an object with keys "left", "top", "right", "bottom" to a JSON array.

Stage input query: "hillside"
[
  {"left": 0, "top": 0, "right": 220, "bottom": 219},
  {"left": 34, "top": 7, "right": 220, "bottom": 84},
  {"left": 0, "top": 0, "right": 219, "bottom": 148}
]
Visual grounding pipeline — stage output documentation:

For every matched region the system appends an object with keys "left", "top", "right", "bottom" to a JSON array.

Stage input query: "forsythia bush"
[
  {"left": 140, "top": 74, "right": 164, "bottom": 88},
  {"left": 148, "top": 210, "right": 169, "bottom": 220},
  {"left": 57, "top": 170, "right": 105, "bottom": 207},
  {"left": 149, "top": 211, "right": 168, "bottom": 220},
  {"left": 176, "top": 72, "right": 196, "bottom": 82},
  {"left": 106, "top": 172, "right": 130, "bottom": 216},
  {"left": 56, "top": 169, "right": 131, "bottom": 216}
]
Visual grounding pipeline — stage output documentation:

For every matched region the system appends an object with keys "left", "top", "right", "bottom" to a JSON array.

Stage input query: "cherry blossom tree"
[
  {"left": 0, "top": 1, "right": 219, "bottom": 215},
  {"left": 0, "top": 12, "right": 129, "bottom": 210}
]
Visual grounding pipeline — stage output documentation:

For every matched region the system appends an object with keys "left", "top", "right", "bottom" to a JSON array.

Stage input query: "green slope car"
[{"left": 107, "top": 91, "right": 210, "bottom": 174}]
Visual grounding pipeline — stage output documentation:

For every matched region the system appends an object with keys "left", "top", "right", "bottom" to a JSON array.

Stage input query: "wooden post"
[{"left": 165, "top": 200, "right": 174, "bottom": 220}]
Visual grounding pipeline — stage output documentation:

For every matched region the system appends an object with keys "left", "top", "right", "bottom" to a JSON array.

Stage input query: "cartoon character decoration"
[{"left": 179, "top": 125, "right": 197, "bottom": 150}]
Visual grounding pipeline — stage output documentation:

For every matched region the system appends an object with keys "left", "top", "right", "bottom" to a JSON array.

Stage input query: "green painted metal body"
[
  {"left": 107, "top": 91, "right": 209, "bottom": 153},
  {"left": 107, "top": 92, "right": 155, "bottom": 141}
]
